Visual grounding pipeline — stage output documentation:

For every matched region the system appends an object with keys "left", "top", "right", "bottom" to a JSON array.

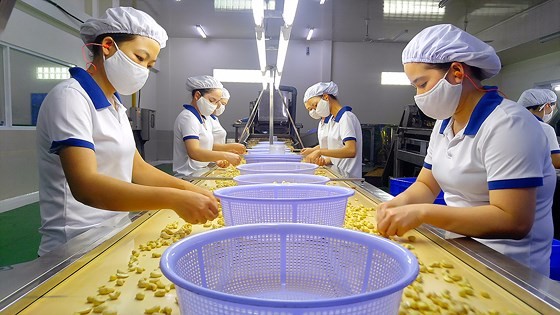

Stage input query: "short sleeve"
[
  {"left": 340, "top": 114, "right": 357, "bottom": 144},
  {"left": 46, "top": 87, "right": 94, "bottom": 154},
  {"left": 177, "top": 113, "right": 201, "bottom": 141},
  {"left": 482, "top": 114, "right": 545, "bottom": 190},
  {"left": 542, "top": 124, "right": 560, "bottom": 153},
  {"left": 423, "top": 121, "right": 441, "bottom": 170}
]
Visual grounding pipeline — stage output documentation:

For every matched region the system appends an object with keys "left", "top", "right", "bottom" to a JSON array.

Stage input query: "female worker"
[
  {"left": 36, "top": 7, "right": 219, "bottom": 256},
  {"left": 376, "top": 24, "right": 554, "bottom": 275},
  {"left": 303, "top": 82, "right": 363, "bottom": 179},
  {"left": 301, "top": 82, "right": 333, "bottom": 159},
  {"left": 173, "top": 76, "right": 244, "bottom": 176},
  {"left": 519, "top": 88, "right": 560, "bottom": 168}
]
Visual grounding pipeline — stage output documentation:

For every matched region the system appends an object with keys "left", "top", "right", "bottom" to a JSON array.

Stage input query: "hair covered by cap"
[
  {"left": 80, "top": 7, "right": 168, "bottom": 50},
  {"left": 303, "top": 81, "right": 339, "bottom": 103},
  {"left": 402, "top": 24, "right": 501, "bottom": 80},
  {"left": 186, "top": 75, "right": 223, "bottom": 92},
  {"left": 221, "top": 88, "right": 231, "bottom": 99},
  {"left": 518, "top": 88, "right": 558, "bottom": 108}
]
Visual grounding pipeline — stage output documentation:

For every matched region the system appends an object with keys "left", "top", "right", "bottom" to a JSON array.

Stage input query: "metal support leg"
[{"left": 275, "top": 88, "right": 304, "bottom": 149}]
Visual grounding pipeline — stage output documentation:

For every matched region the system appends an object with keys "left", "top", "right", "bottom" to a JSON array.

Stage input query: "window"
[
  {"left": 9, "top": 49, "right": 72, "bottom": 126},
  {"left": 381, "top": 72, "right": 410, "bottom": 86}
]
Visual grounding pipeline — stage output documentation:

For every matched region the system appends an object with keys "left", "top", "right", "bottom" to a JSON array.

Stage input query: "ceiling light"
[
  {"left": 276, "top": 27, "right": 290, "bottom": 75},
  {"left": 252, "top": 0, "right": 264, "bottom": 26},
  {"left": 320, "top": 0, "right": 326, "bottom": 4},
  {"left": 213, "top": 69, "right": 266, "bottom": 83},
  {"left": 256, "top": 31, "right": 267, "bottom": 72},
  {"left": 196, "top": 25, "right": 207, "bottom": 38},
  {"left": 306, "top": 28, "right": 314, "bottom": 40},
  {"left": 554, "top": 85, "right": 560, "bottom": 92},
  {"left": 381, "top": 72, "right": 410, "bottom": 86},
  {"left": 282, "top": 0, "right": 299, "bottom": 26}
]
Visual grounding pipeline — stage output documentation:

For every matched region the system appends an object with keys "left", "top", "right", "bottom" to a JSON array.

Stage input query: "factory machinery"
[
  {"left": 1, "top": 165, "right": 559, "bottom": 314},
  {"left": 233, "top": 85, "right": 304, "bottom": 148}
]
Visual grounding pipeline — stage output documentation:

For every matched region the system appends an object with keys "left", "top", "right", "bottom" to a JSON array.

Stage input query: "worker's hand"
[
  {"left": 316, "top": 157, "right": 328, "bottom": 166},
  {"left": 222, "top": 152, "right": 242, "bottom": 166},
  {"left": 306, "top": 149, "right": 323, "bottom": 165},
  {"left": 376, "top": 203, "right": 424, "bottom": 238},
  {"left": 216, "top": 160, "right": 230, "bottom": 168},
  {"left": 172, "top": 190, "right": 219, "bottom": 224},
  {"left": 227, "top": 143, "right": 246, "bottom": 154},
  {"left": 300, "top": 147, "right": 317, "bottom": 156}
]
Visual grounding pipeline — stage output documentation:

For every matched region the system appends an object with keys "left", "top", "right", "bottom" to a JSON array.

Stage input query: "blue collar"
[
  {"left": 439, "top": 87, "right": 503, "bottom": 135},
  {"left": 69, "top": 67, "right": 121, "bottom": 110},
  {"left": 183, "top": 104, "right": 205, "bottom": 124},
  {"left": 333, "top": 106, "right": 352, "bottom": 123},
  {"left": 210, "top": 114, "right": 217, "bottom": 120},
  {"left": 533, "top": 114, "right": 544, "bottom": 122},
  {"left": 323, "top": 115, "right": 332, "bottom": 124}
]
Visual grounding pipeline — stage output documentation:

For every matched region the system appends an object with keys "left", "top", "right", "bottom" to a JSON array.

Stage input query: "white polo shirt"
[
  {"left": 209, "top": 114, "right": 227, "bottom": 145},
  {"left": 173, "top": 105, "right": 214, "bottom": 176},
  {"left": 424, "top": 89, "right": 555, "bottom": 276},
  {"left": 36, "top": 67, "right": 133, "bottom": 256},
  {"left": 327, "top": 106, "right": 363, "bottom": 178},
  {"left": 317, "top": 115, "right": 332, "bottom": 148},
  {"left": 535, "top": 116, "right": 560, "bottom": 154}
]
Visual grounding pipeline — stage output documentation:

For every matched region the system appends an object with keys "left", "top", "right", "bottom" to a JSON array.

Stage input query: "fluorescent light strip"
[
  {"left": 196, "top": 25, "right": 207, "bottom": 38},
  {"left": 276, "top": 28, "right": 289, "bottom": 75},
  {"left": 214, "top": 69, "right": 266, "bottom": 83},
  {"left": 381, "top": 72, "right": 410, "bottom": 86},
  {"left": 306, "top": 28, "right": 314, "bottom": 41},
  {"left": 282, "top": 0, "right": 299, "bottom": 26},
  {"left": 256, "top": 32, "right": 267, "bottom": 72},
  {"left": 252, "top": 0, "right": 264, "bottom": 26},
  {"left": 320, "top": 0, "right": 326, "bottom": 4}
]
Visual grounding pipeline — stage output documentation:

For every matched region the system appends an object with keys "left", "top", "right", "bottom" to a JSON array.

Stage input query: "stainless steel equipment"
[
  {"left": 129, "top": 107, "right": 155, "bottom": 158},
  {"left": 393, "top": 105, "right": 435, "bottom": 177}
]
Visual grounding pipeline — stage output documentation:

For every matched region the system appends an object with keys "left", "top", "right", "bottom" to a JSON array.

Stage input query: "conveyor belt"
[{"left": 1, "top": 166, "right": 559, "bottom": 314}]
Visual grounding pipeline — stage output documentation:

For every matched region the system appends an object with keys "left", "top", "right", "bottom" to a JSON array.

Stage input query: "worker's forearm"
[
  {"left": 317, "top": 146, "right": 355, "bottom": 159},
  {"left": 132, "top": 159, "right": 196, "bottom": 191},
  {"left": 189, "top": 148, "right": 227, "bottom": 162},
  {"left": 73, "top": 173, "right": 180, "bottom": 211},
  {"left": 420, "top": 204, "right": 531, "bottom": 239}
]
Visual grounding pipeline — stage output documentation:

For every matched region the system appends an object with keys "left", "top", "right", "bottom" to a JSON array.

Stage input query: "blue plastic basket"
[
  {"left": 244, "top": 153, "right": 302, "bottom": 164},
  {"left": 389, "top": 177, "right": 446, "bottom": 205},
  {"left": 234, "top": 173, "right": 330, "bottom": 185},
  {"left": 213, "top": 183, "right": 354, "bottom": 226},
  {"left": 237, "top": 162, "right": 317, "bottom": 175},
  {"left": 551, "top": 239, "right": 560, "bottom": 281},
  {"left": 160, "top": 223, "right": 419, "bottom": 315}
]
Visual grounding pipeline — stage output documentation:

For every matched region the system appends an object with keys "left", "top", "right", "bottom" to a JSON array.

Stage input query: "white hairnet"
[
  {"left": 518, "top": 89, "right": 558, "bottom": 107},
  {"left": 304, "top": 82, "right": 339, "bottom": 103},
  {"left": 402, "top": 24, "right": 501, "bottom": 80},
  {"left": 186, "top": 75, "right": 223, "bottom": 92},
  {"left": 81, "top": 7, "right": 168, "bottom": 50},
  {"left": 221, "top": 88, "right": 231, "bottom": 99}
]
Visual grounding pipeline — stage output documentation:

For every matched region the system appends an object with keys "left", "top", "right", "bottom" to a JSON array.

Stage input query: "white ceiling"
[{"left": 123, "top": 0, "right": 558, "bottom": 64}]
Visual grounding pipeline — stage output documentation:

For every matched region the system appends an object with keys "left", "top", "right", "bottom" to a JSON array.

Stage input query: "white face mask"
[
  {"left": 197, "top": 96, "right": 217, "bottom": 116},
  {"left": 104, "top": 42, "right": 149, "bottom": 95},
  {"left": 542, "top": 105, "right": 555, "bottom": 123},
  {"left": 308, "top": 109, "right": 322, "bottom": 120},
  {"left": 214, "top": 104, "right": 225, "bottom": 116},
  {"left": 414, "top": 70, "right": 463, "bottom": 120},
  {"left": 316, "top": 99, "right": 331, "bottom": 117}
]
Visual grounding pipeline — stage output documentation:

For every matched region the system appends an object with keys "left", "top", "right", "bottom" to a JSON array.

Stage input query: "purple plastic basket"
[
  {"left": 244, "top": 154, "right": 302, "bottom": 164},
  {"left": 213, "top": 183, "right": 354, "bottom": 226},
  {"left": 234, "top": 173, "right": 330, "bottom": 185},
  {"left": 237, "top": 162, "right": 317, "bottom": 175},
  {"left": 160, "top": 223, "right": 419, "bottom": 315}
]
